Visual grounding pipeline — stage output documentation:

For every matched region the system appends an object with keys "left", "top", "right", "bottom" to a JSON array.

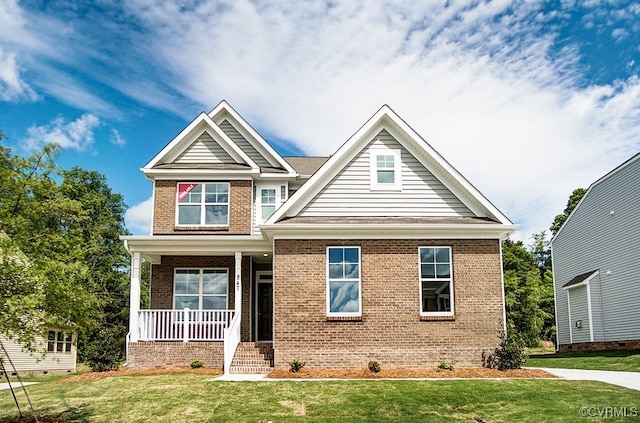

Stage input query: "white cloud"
[
  {"left": 24, "top": 114, "right": 101, "bottom": 151},
  {"left": 110, "top": 128, "right": 126, "bottom": 146},
  {"left": 0, "top": 47, "right": 36, "bottom": 101},
  {"left": 125, "top": 197, "right": 153, "bottom": 235}
]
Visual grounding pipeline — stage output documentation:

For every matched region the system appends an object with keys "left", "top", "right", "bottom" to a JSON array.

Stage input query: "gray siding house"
[{"left": 551, "top": 153, "right": 640, "bottom": 351}]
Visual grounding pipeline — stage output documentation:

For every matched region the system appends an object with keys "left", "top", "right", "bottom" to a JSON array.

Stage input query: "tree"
[
  {"left": 0, "top": 141, "right": 130, "bottom": 369},
  {"left": 550, "top": 188, "right": 587, "bottom": 235}
]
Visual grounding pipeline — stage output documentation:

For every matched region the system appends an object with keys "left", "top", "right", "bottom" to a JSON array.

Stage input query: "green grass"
[
  {"left": 527, "top": 350, "right": 640, "bottom": 372},
  {"left": 1, "top": 374, "right": 639, "bottom": 422}
]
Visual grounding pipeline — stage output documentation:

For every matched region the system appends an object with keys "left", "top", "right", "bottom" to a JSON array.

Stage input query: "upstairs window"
[
  {"left": 419, "top": 247, "right": 454, "bottom": 316},
  {"left": 327, "top": 246, "right": 361, "bottom": 316},
  {"left": 370, "top": 148, "right": 402, "bottom": 190},
  {"left": 261, "top": 188, "right": 276, "bottom": 221},
  {"left": 176, "top": 182, "right": 229, "bottom": 226}
]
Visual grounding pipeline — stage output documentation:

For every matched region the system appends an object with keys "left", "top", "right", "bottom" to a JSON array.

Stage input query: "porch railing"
[{"left": 137, "top": 309, "right": 234, "bottom": 342}]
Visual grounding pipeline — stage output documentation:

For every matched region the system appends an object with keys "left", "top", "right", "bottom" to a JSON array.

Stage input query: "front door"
[{"left": 257, "top": 282, "right": 273, "bottom": 341}]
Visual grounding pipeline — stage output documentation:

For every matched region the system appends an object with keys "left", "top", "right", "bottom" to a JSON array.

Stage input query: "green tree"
[{"left": 550, "top": 188, "right": 587, "bottom": 235}]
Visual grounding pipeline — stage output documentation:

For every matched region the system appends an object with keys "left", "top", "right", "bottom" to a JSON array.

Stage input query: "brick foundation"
[
  {"left": 273, "top": 238, "right": 504, "bottom": 369},
  {"left": 559, "top": 340, "right": 640, "bottom": 352},
  {"left": 127, "top": 341, "right": 223, "bottom": 369}
]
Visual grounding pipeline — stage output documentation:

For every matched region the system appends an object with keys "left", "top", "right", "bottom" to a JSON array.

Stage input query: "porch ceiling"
[{"left": 121, "top": 235, "right": 272, "bottom": 264}]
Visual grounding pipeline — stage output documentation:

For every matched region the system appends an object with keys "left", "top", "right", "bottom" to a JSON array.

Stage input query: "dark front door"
[{"left": 257, "top": 283, "right": 273, "bottom": 341}]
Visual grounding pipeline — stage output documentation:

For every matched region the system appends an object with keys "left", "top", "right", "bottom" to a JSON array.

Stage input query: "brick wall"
[
  {"left": 127, "top": 341, "right": 223, "bottom": 369},
  {"left": 273, "top": 238, "right": 504, "bottom": 369},
  {"left": 152, "top": 180, "right": 252, "bottom": 234},
  {"left": 150, "top": 255, "right": 252, "bottom": 341}
]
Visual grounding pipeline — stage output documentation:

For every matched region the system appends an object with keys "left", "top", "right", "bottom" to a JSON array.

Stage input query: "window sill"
[
  {"left": 326, "top": 315, "right": 362, "bottom": 322},
  {"left": 420, "top": 315, "right": 455, "bottom": 322},
  {"left": 174, "top": 225, "right": 229, "bottom": 232}
]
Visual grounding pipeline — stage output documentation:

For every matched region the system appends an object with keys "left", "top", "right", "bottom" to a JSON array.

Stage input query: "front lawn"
[
  {"left": 1, "top": 373, "right": 639, "bottom": 422},
  {"left": 527, "top": 350, "right": 640, "bottom": 372}
]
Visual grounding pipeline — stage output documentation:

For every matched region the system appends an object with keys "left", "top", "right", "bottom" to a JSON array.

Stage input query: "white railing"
[
  {"left": 137, "top": 309, "right": 234, "bottom": 342},
  {"left": 223, "top": 313, "right": 241, "bottom": 374}
]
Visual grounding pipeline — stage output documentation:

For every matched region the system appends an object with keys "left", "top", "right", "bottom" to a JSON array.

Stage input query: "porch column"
[
  {"left": 128, "top": 252, "right": 141, "bottom": 343},
  {"left": 234, "top": 252, "right": 242, "bottom": 321}
]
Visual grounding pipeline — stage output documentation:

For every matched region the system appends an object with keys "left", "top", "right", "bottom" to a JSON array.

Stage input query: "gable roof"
[
  {"left": 551, "top": 153, "right": 640, "bottom": 243},
  {"left": 563, "top": 270, "right": 599, "bottom": 289},
  {"left": 266, "top": 104, "right": 514, "bottom": 227},
  {"left": 142, "top": 101, "right": 297, "bottom": 178}
]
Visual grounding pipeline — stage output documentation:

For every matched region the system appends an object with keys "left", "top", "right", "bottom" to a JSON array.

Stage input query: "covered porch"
[{"left": 122, "top": 235, "right": 273, "bottom": 372}]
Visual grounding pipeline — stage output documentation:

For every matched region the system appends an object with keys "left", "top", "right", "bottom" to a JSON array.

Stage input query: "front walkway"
[
  {"left": 531, "top": 368, "right": 640, "bottom": 391},
  {"left": 0, "top": 382, "right": 39, "bottom": 391}
]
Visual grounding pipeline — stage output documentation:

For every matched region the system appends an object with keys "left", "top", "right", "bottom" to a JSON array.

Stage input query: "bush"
[
  {"left": 483, "top": 330, "right": 527, "bottom": 370},
  {"left": 437, "top": 360, "right": 454, "bottom": 371},
  {"left": 191, "top": 360, "right": 204, "bottom": 369},
  {"left": 289, "top": 359, "right": 305, "bottom": 373},
  {"left": 84, "top": 328, "right": 123, "bottom": 372},
  {"left": 367, "top": 361, "right": 381, "bottom": 373}
]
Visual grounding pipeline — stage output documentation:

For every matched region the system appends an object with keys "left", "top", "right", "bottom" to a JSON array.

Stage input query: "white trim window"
[
  {"left": 173, "top": 269, "right": 229, "bottom": 310},
  {"left": 370, "top": 148, "right": 402, "bottom": 190},
  {"left": 47, "top": 330, "right": 72, "bottom": 353},
  {"left": 260, "top": 188, "right": 277, "bottom": 221},
  {"left": 419, "top": 247, "right": 454, "bottom": 316},
  {"left": 327, "top": 246, "right": 361, "bottom": 316},
  {"left": 176, "top": 182, "right": 229, "bottom": 226}
]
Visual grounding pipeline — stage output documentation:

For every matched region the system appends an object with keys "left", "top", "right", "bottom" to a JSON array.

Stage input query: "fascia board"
[
  {"left": 210, "top": 101, "right": 297, "bottom": 174},
  {"left": 260, "top": 223, "right": 518, "bottom": 241},
  {"left": 121, "top": 235, "right": 271, "bottom": 254},
  {"left": 141, "top": 169, "right": 259, "bottom": 180},
  {"left": 266, "top": 105, "right": 390, "bottom": 224}
]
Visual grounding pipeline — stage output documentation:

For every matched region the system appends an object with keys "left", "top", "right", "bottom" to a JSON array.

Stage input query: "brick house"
[{"left": 122, "top": 101, "right": 516, "bottom": 373}]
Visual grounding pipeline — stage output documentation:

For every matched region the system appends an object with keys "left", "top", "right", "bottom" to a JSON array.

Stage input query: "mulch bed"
[{"left": 267, "top": 367, "right": 555, "bottom": 379}]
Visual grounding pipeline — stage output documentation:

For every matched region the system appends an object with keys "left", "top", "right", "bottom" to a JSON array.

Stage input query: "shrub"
[
  {"left": 483, "top": 330, "right": 527, "bottom": 370},
  {"left": 367, "top": 361, "right": 381, "bottom": 373},
  {"left": 289, "top": 359, "right": 305, "bottom": 373},
  {"left": 191, "top": 360, "right": 204, "bottom": 369},
  {"left": 84, "top": 328, "right": 123, "bottom": 372},
  {"left": 437, "top": 360, "right": 454, "bottom": 371}
]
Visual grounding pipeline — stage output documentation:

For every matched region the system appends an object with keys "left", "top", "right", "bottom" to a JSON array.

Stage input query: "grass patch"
[
  {"left": 0, "top": 373, "right": 638, "bottom": 422},
  {"left": 527, "top": 350, "right": 640, "bottom": 372}
]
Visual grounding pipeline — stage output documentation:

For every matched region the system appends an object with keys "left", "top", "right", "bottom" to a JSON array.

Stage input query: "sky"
[{"left": 1, "top": 0, "right": 639, "bottom": 244}]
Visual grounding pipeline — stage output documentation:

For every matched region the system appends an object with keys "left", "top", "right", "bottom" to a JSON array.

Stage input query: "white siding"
[
  {"left": 568, "top": 286, "right": 590, "bottom": 343},
  {"left": 174, "top": 131, "right": 236, "bottom": 164},
  {"left": 552, "top": 156, "right": 640, "bottom": 345},
  {"left": 299, "top": 130, "right": 474, "bottom": 217},
  {"left": 218, "top": 120, "right": 272, "bottom": 167},
  {"left": 0, "top": 334, "right": 77, "bottom": 374}
]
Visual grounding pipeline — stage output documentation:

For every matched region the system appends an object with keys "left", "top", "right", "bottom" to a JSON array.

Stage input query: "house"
[
  {"left": 122, "top": 101, "right": 516, "bottom": 373},
  {"left": 551, "top": 153, "right": 640, "bottom": 352},
  {"left": 0, "top": 330, "right": 77, "bottom": 376}
]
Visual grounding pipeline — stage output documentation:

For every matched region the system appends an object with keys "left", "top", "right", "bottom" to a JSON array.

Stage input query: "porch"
[{"left": 122, "top": 235, "right": 274, "bottom": 373}]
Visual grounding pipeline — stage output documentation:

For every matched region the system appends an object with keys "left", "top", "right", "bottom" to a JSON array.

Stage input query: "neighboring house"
[
  {"left": 551, "top": 153, "right": 640, "bottom": 352},
  {"left": 1, "top": 330, "right": 77, "bottom": 376},
  {"left": 122, "top": 101, "right": 516, "bottom": 373}
]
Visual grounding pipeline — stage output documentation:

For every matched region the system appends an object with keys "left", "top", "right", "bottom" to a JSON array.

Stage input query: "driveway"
[{"left": 533, "top": 368, "right": 640, "bottom": 391}]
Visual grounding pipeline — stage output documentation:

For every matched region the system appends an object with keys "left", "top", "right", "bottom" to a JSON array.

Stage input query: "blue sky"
[{"left": 1, "top": 0, "right": 639, "bottom": 242}]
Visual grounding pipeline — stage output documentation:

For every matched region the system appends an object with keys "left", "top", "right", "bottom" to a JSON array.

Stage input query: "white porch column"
[
  {"left": 234, "top": 252, "right": 242, "bottom": 321},
  {"left": 128, "top": 252, "right": 141, "bottom": 343}
]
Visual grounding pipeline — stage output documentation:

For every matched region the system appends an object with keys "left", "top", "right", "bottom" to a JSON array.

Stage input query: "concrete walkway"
[
  {"left": 0, "top": 382, "right": 39, "bottom": 391},
  {"left": 532, "top": 368, "right": 640, "bottom": 391}
]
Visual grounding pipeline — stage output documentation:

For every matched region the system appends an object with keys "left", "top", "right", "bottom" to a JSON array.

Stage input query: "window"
[
  {"left": 176, "top": 182, "right": 229, "bottom": 226},
  {"left": 327, "top": 247, "right": 361, "bottom": 316},
  {"left": 47, "top": 330, "right": 72, "bottom": 353},
  {"left": 370, "top": 148, "right": 401, "bottom": 190},
  {"left": 261, "top": 188, "right": 276, "bottom": 221},
  {"left": 419, "top": 247, "right": 454, "bottom": 315},
  {"left": 173, "top": 269, "right": 228, "bottom": 310}
]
